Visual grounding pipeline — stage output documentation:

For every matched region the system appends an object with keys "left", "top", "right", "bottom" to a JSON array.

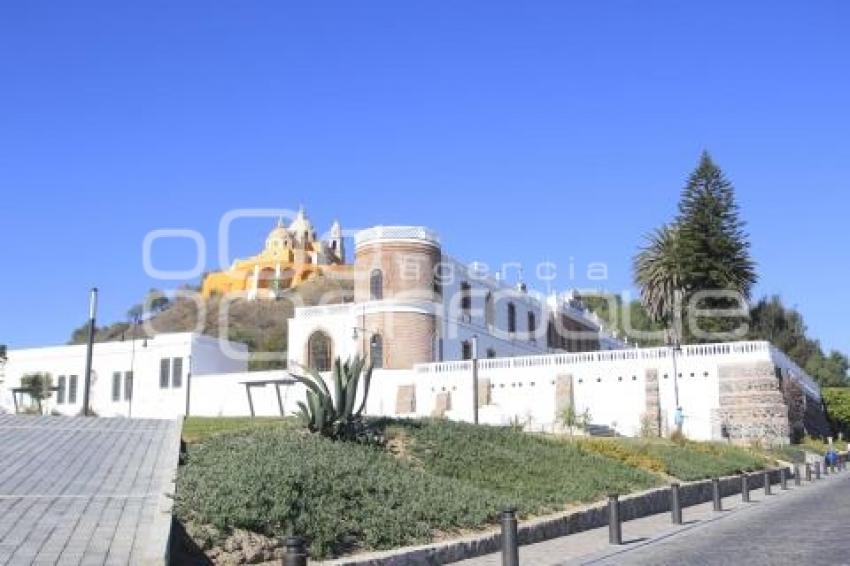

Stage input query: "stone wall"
[
  {"left": 717, "top": 361, "right": 791, "bottom": 446},
  {"left": 643, "top": 369, "right": 661, "bottom": 437}
]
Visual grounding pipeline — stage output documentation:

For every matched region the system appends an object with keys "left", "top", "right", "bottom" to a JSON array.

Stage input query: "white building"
[
  {"left": 288, "top": 226, "right": 624, "bottom": 374},
  {"left": 0, "top": 224, "right": 827, "bottom": 446},
  {"left": 0, "top": 333, "right": 246, "bottom": 418}
]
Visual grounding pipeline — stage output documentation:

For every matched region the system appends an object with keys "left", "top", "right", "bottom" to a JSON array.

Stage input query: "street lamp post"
[
  {"left": 471, "top": 335, "right": 479, "bottom": 425},
  {"left": 669, "top": 333, "right": 683, "bottom": 434},
  {"left": 82, "top": 287, "right": 98, "bottom": 417}
]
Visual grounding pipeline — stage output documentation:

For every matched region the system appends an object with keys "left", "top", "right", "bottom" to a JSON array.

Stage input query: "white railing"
[
  {"left": 355, "top": 226, "right": 441, "bottom": 247},
  {"left": 294, "top": 303, "right": 354, "bottom": 318},
  {"left": 769, "top": 345, "right": 821, "bottom": 401}
]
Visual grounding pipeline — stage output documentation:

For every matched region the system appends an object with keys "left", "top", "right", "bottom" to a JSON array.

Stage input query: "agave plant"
[{"left": 290, "top": 355, "right": 374, "bottom": 442}]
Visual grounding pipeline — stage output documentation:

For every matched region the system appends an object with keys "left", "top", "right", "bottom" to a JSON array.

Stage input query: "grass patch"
[
  {"left": 176, "top": 419, "right": 659, "bottom": 559},
  {"left": 386, "top": 420, "right": 659, "bottom": 510},
  {"left": 575, "top": 437, "right": 769, "bottom": 481},
  {"left": 182, "top": 416, "right": 294, "bottom": 444}
]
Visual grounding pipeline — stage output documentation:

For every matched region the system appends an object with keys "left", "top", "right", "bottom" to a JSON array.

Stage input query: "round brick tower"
[{"left": 354, "top": 226, "right": 441, "bottom": 369}]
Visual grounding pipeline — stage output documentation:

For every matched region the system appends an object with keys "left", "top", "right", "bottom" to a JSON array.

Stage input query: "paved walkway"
[
  {"left": 457, "top": 468, "right": 849, "bottom": 566},
  {"left": 0, "top": 415, "right": 182, "bottom": 566}
]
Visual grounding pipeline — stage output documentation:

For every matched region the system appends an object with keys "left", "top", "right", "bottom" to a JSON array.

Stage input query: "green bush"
[
  {"left": 176, "top": 427, "right": 508, "bottom": 558},
  {"left": 387, "top": 420, "right": 659, "bottom": 511},
  {"left": 823, "top": 387, "right": 850, "bottom": 436},
  {"left": 176, "top": 419, "right": 660, "bottom": 558}
]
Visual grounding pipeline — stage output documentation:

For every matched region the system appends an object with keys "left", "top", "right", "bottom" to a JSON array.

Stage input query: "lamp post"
[
  {"left": 668, "top": 329, "right": 683, "bottom": 434},
  {"left": 471, "top": 335, "right": 479, "bottom": 425},
  {"left": 82, "top": 287, "right": 98, "bottom": 417}
]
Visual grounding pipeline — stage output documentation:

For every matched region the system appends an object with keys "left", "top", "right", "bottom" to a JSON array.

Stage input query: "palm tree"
[{"left": 633, "top": 225, "right": 685, "bottom": 336}]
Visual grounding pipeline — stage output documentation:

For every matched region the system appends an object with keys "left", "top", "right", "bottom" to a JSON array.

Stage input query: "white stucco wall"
[{"left": 0, "top": 333, "right": 248, "bottom": 419}]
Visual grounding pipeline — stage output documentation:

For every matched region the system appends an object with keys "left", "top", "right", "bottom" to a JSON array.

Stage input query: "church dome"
[{"left": 265, "top": 217, "right": 290, "bottom": 249}]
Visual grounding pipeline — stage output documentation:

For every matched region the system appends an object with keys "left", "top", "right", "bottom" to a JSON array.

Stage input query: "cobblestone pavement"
[
  {"left": 0, "top": 415, "right": 181, "bottom": 566},
  {"left": 457, "top": 469, "right": 850, "bottom": 566}
]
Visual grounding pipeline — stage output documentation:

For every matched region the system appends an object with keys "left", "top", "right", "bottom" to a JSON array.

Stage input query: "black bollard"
[
  {"left": 670, "top": 483, "right": 682, "bottom": 525},
  {"left": 608, "top": 494, "right": 622, "bottom": 545},
  {"left": 781, "top": 468, "right": 788, "bottom": 490},
  {"left": 815, "top": 461, "right": 821, "bottom": 480},
  {"left": 764, "top": 470, "right": 772, "bottom": 495},
  {"left": 741, "top": 473, "right": 750, "bottom": 502},
  {"left": 501, "top": 508, "right": 519, "bottom": 566},
  {"left": 794, "top": 464, "right": 801, "bottom": 486},
  {"left": 806, "top": 463, "right": 812, "bottom": 482},
  {"left": 712, "top": 478, "right": 722, "bottom": 511},
  {"left": 282, "top": 536, "right": 307, "bottom": 566}
]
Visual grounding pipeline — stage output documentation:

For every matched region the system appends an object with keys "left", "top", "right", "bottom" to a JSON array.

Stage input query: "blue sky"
[{"left": 1, "top": 1, "right": 848, "bottom": 354}]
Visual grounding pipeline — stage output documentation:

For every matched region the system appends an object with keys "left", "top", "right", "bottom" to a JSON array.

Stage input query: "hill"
[{"left": 68, "top": 275, "right": 353, "bottom": 369}]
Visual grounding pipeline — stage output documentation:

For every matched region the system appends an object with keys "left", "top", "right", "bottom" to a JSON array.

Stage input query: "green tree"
[
  {"left": 676, "top": 152, "right": 757, "bottom": 298},
  {"left": 146, "top": 288, "right": 171, "bottom": 313},
  {"left": 823, "top": 388, "right": 850, "bottom": 437},
  {"left": 20, "top": 372, "right": 54, "bottom": 414},
  {"left": 634, "top": 153, "right": 756, "bottom": 343},
  {"left": 633, "top": 225, "right": 686, "bottom": 338},
  {"left": 748, "top": 295, "right": 849, "bottom": 387}
]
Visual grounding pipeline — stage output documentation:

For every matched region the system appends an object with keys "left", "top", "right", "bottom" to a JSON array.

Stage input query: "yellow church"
[{"left": 201, "top": 208, "right": 350, "bottom": 299}]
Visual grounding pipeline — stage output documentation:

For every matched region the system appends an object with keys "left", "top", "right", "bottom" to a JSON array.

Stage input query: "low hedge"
[{"left": 576, "top": 437, "right": 769, "bottom": 481}]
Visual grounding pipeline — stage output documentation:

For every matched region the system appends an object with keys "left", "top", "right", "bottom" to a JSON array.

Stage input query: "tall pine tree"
[{"left": 676, "top": 152, "right": 757, "bottom": 341}]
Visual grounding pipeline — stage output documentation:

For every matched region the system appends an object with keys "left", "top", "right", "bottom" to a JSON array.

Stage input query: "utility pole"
[
  {"left": 82, "top": 288, "right": 98, "bottom": 417},
  {"left": 471, "top": 335, "right": 479, "bottom": 425}
]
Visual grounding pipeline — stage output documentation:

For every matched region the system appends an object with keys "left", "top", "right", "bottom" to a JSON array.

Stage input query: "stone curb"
[
  {"left": 142, "top": 418, "right": 184, "bottom": 566},
  {"left": 318, "top": 468, "right": 789, "bottom": 566}
]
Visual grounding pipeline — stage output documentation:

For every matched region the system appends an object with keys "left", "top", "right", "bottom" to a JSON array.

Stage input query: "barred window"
[
  {"left": 370, "top": 334, "right": 384, "bottom": 369},
  {"left": 308, "top": 331, "right": 333, "bottom": 372},
  {"left": 172, "top": 358, "right": 183, "bottom": 388},
  {"left": 124, "top": 371, "right": 133, "bottom": 401},
  {"left": 112, "top": 372, "right": 121, "bottom": 401},
  {"left": 461, "top": 340, "right": 472, "bottom": 360},
  {"left": 370, "top": 269, "right": 383, "bottom": 300},
  {"left": 68, "top": 375, "right": 78, "bottom": 404},
  {"left": 160, "top": 358, "right": 170, "bottom": 389},
  {"left": 57, "top": 376, "right": 66, "bottom": 404}
]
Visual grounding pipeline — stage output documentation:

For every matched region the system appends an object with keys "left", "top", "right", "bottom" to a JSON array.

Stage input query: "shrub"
[
  {"left": 388, "top": 420, "right": 659, "bottom": 511},
  {"left": 823, "top": 387, "right": 850, "bottom": 437},
  {"left": 175, "top": 427, "right": 506, "bottom": 558}
]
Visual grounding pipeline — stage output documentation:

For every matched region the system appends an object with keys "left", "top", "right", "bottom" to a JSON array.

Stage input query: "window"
[
  {"left": 172, "top": 358, "right": 183, "bottom": 388},
  {"left": 370, "top": 269, "right": 383, "bottom": 300},
  {"left": 433, "top": 266, "right": 444, "bottom": 297},
  {"left": 160, "top": 358, "right": 170, "bottom": 389},
  {"left": 485, "top": 292, "right": 495, "bottom": 329},
  {"left": 486, "top": 348, "right": 497, "bottom": 358},
  {"left": 528, "top": 312, "right": 537, "bottom": 342},
  {"left": 370, "top": 334, "right": 384, "bottom": 369},
  {"left": 68, "top": 376, "right": 78, "bottom": 404},
  {"left": 112, "top": 372, "right": 121, "bottom": 401},
  {"left": 308, "top": 331, "right": 333, "bottom": 372},
  {"left": 57, "top": 376, "right": 66, "bottom": 404},
  {"left": 461, "top": 340, "right": 472, "bottom": 360},
  {"left": 507, "top": 303, "right": 517, "bottom": 333},
  {"left": 460, "top": 282, "right": 472, "bottom": 320},
  {"left": 124, "top": 371, "right": 133, "bottom": 401}
]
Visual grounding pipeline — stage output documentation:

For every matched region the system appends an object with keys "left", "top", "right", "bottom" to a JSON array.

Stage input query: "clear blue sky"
[{"left": 1, "top": 1, "right": 847, "bottom": 354}]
